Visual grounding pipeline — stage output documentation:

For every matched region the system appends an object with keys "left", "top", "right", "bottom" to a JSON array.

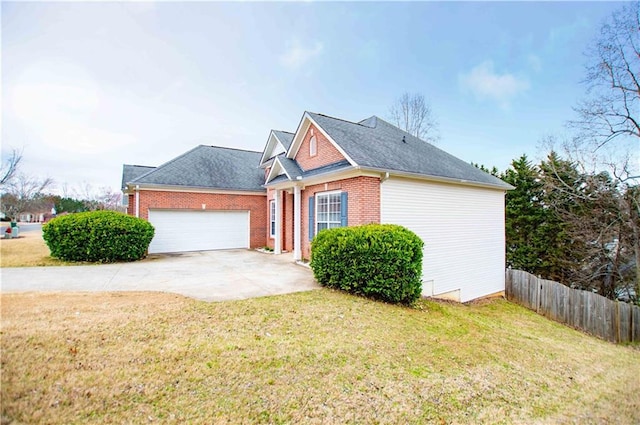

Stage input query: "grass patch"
[
  {"left": 1, "top": 290, "right": 638, "bottom": 424},
  {"left": 0, "top": 229, "right": 68, "bottom": 267}
]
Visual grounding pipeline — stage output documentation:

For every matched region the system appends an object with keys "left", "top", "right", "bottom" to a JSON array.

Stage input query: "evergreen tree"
[{"left": 502, "top": 155, "right": 563, "bottom": 278}]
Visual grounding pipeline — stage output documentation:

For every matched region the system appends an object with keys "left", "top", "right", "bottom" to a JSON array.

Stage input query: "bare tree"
[
  {"left": 93, "top": 187, "right": 123, "bottom": 211},
  {"left": 539, "top": 136, "right": 639, "bottom": 302},
  {"left": 60, "top": 182, "right": 124, "bottom": 212},
  {"left": 389, "top": 92, "right": 440, "bottom": 144},
  {"left": 569, "top": 2, "right": 639, "bottom": 149},
  {"left": 1, "top": 173, "right": 54, "bottom": 220},
  {"left": 0, "top": 148, "right": 23, "bottom": 186}
]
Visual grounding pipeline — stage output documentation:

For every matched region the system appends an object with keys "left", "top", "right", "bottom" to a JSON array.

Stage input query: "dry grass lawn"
[
  {"left": 1, "top": 290, "right": 638, "bottom": 424},
  {"left": 0, "top": 229, "right": 66, "bottom": 267}
]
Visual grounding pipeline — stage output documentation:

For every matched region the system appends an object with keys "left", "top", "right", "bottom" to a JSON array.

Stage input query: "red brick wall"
[
  {"left": 266, "top": 189, "right": 294, "bottom": 251},
  {"left": 283, "top": 192, "right": 294, "bottom": 251},
  {"left": 126, "top": 194, "right": 134, "bottom": 216},
  {"left": 134, "top": 190, "right": 267, "bottom": 249},
  {"left": 301, "top": 176, "right": 381, "bottom": 259},
  {"left": 296, "top": 124, "right": 346, "bottom": 171}
]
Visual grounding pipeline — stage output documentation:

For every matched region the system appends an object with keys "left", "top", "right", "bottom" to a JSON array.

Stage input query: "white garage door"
[{"left": 148, "top": 209, "right": 249, "bottom": 254}]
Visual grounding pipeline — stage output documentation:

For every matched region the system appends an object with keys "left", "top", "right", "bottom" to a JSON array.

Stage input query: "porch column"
[
  {"left": 135, "top": 185, "right": 140, "bottom": 218},
  {"left": 274, "top": 189, "right": 282, "bottom": 254},
  {"left": 293, "top": 185, "right": 301, "bottom": 261}
]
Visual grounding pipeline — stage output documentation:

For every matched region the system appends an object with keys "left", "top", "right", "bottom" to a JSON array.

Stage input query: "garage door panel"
[{"left": 148, "top": 210, "right": 249, "bottom": 253}]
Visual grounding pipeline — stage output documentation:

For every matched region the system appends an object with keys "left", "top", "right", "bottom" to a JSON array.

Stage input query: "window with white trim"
[
  {"left": 269, "top": 200, "right": 276, "bottom": 238},
  {"left": 309, "top": 135, "right": 317, "bottom": 157},
  {"left": 316, "top": 191, "right": 342, "bottom": 232}
]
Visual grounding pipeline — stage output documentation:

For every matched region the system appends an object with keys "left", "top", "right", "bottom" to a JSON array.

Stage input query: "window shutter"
[
  {"left": 308, "top": 196, "right": 315, "bottom": 240},
  {"left": 340, "top": 192, "right": 348, "bottom": 227}
]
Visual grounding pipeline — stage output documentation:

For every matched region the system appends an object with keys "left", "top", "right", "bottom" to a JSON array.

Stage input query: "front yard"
[
  {"left": 1, "top": 290, "right": 638, "bottom": 424},
  {"left": 0, "top": 227, "right": 65, "bottom": 267}
]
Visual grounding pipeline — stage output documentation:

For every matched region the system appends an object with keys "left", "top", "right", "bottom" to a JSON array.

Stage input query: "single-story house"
[{"left": 123, "top": 111, "right": 513, "bottom": 302}]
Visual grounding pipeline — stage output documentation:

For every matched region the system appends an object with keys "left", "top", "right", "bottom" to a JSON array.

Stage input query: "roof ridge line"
[
  {"left": 123, "top": 164, "right": 156, "bottom": 168},
  {"left": 307, "top": 112, "right": 365, "bottom": 127},
  {"left": 310, "top": 111, "right": 391, "bottom": 130},
  {"left": 200, "top": 145, "right": 263, "bottom": 154}
]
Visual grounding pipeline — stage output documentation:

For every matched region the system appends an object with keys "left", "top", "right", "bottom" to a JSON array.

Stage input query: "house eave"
[
  {"left": 264, "top": 166, "right": 382, "bottom": 190},
  {"left": 125, "top": 183, "right": 266, "bottom": 196},
  {"left": 357, "top": 166, "right": 514, "bottom": 191},
  {"left": 263, "top": 163, "right": 513, "bottom": 192}
]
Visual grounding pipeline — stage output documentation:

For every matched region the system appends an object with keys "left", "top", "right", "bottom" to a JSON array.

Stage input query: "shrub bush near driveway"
[
  {"left": 310, "top": 224, "right": 423, "bottom": 305},
  {"left": 42, "top": 211, "right": 154, "bottom": 263}
]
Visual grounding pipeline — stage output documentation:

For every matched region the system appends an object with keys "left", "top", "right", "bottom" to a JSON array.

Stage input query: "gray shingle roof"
[
  {"left": 277, "top": 155, "right": 303, "bottom": 179},
  {"left": 269, "top": 159, "right": 352, "bottom": 185},
  {"left": 307, "top": 112, "right": 512, "bottom": 189},
  {"left": 128, "top": 145, "right": 265, "bottom": 191},
  {"left": 122, "top": 164, "right": 156, "bottom": 190},
  {"left": 272, "top": 130, "right": 294, "bottom": 150}
]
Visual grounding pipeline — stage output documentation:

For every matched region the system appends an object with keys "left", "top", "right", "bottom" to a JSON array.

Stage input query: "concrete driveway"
[{"left": 0, "top": 250, "right": 319, "bottom": 302}]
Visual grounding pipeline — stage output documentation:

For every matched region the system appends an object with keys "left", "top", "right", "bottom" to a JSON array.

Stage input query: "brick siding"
[
  {"left": 300, "top": 176, "right": 381, "bottom": 259},
  {"left": 266, "top": 189, "right": 294, "bottom": 252},
  {"left": 296, "top": 124, "right": 347, "bottom": 171},
  {"left": 132, "top": 190, "right": 267, "bottom": 248}
]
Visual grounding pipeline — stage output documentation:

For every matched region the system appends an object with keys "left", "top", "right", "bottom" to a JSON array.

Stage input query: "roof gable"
[
  {"left": 129, "top": 145, "right": 265, "bottom": 192},
  {"left": 286, "top": 112, "right": 356, "bottom": 167},
  {"left": 259, "top": 130, "right": 295, "bottom": 167},
  {"left": 265, "top": 154, "right": 305, "bottom": 184}
]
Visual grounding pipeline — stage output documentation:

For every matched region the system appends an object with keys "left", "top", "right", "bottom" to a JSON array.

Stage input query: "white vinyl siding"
[
  {"left": 381, "top": 177, "right": 506, "bottom": 302},
  {"left": 148, "top": 210, "right": 249, "bottom": 254}
]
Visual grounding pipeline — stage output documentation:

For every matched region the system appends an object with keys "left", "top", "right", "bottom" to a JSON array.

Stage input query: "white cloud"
[
  {"left": 279, "top": 39, "right": 323, "bottom": 70},
  {"left": 459, "top": 61, "right": 530, "bottom": 109}
]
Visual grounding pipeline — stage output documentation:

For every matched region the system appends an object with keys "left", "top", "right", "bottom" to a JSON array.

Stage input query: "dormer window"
[{"left": 309, "top": 130, "right": 317, "bottom": 157}]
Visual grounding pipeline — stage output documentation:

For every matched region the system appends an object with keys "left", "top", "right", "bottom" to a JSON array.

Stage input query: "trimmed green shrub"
[
  {"left": 310, "top": 224, "right": 424, "bottom": 305},
  {"left": 42, "top": 211, "right": 154, "bottom": 263}
]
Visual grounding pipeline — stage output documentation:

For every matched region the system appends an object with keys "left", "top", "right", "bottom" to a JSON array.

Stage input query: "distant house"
[{"left": 123, "top": 111, "right": 513, "bottom": 302}]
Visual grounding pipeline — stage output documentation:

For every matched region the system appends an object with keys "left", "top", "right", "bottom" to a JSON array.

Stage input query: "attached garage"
[{"left": 148, "top": 209, "right": 249, "bottom": 254}]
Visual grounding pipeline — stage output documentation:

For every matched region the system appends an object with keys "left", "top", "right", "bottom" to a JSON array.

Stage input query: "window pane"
[
  {"left": 317, "top": 197, "right": 327, "bottom": 213},
  {"left": 270, "top": 201, "right": 275, "bottom": 236},
  {"left": 316, "top": 192, "right": 343, "bottom": 233}
]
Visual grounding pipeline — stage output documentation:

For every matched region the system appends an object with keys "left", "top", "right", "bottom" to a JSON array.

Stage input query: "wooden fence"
[{"left": 505, "top": 268, "right": 640, "bottom": 344}]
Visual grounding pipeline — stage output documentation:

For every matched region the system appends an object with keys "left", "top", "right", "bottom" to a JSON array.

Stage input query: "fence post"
[
  {"left": 615, "top": 301, "right": 620, "bottom": 343},
  {"left": 536, "top": 275, "right": 541, "bottom": 314},
  {"left": 632, "top": 304, "right": 636, "bottom": 343}
]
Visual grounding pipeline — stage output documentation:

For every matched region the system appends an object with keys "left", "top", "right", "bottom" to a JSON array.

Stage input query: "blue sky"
[{"left": 1, "top": 1, "right": 627, "bottom": 194}]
